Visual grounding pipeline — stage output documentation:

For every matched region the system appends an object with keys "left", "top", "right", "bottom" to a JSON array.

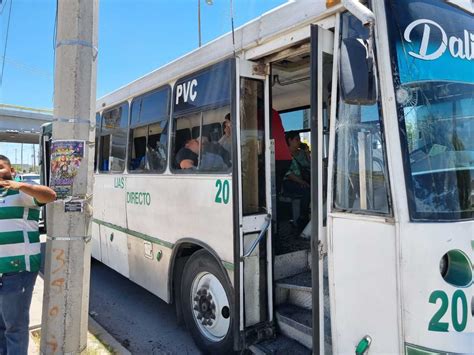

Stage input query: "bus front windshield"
[{"left": 386, "top": 0, "right": 474, "bottom": 220}]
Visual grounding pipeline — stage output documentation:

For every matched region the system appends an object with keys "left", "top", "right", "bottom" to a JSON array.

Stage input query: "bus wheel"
[{"left": 181, "top": 250, "right": 233, "bottom": 353}]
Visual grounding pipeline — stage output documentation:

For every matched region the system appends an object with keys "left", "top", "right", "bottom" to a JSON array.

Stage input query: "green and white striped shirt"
[{"left": 0, "top": 188, "right": 42, "bottom": 273}]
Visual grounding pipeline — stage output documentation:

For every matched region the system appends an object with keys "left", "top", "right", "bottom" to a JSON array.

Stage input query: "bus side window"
[
  {"left": 128, "top": 86, "right": 170, "bottom": 173},
  {"left": 175, "top": 128, "right": 192, "bottom": 158},
  {"left": 99, "top": 135, "right": 110, "bottom": 172},
  {"left": 129, "top": 122, "right": 168, "bottom": 172},
  {"left": 192, "top": 122, "right": 222, "bottom": 142},
  {"left": 333, "top": 13, "right": 391, "bottom": 215},
  {"left": 172, "top": 106, "right": 231, "bottom": 173},
  {"left": 99, "top": 103, "right": 128, "bottom": 173}
]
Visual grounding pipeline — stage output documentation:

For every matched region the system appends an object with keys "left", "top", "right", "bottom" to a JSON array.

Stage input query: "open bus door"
[
  {"left": 319, "top": 12, "right": 401, "bottom": 354},
  {"left": 310, "top": 22, "right": 334, "bottom": 355},
  {"left": 234, "top": 58, "right": 274, "bottom": 349}
]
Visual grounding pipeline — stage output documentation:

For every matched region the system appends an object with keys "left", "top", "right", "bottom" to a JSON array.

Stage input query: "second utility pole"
[{"left": 40, "top": 0, "right": 98, "bottom": 353}]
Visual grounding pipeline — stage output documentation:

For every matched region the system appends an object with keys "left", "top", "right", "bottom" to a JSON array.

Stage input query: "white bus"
[{"left": 41, "top": 0, "right": 473, "bottom": 353}]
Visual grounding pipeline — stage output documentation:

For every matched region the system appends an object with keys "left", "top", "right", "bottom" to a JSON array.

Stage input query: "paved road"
[{"left": 88, "top": 259, "right": 201, "bottom": 355}]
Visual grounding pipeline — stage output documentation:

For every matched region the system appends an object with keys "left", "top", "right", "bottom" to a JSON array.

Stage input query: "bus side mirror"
[{"left": 339, "top": 37, "right": 377, "bottom": 105}]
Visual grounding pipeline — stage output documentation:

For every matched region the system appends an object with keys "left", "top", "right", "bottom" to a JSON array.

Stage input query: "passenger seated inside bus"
[
  {"left": 300, "top": 142, "right": 311, "bottom": 161},
  {"left": 271, "top": 109, "right": 312, "bottom": 253},
  {"left": 176, "top": 137, "right": 231, "bottom": 171},
  {"left": 283, "top": 131, "right": 311, "bottom": 231},
  {"left": 218, "top": 113, "right": 232, "bottom": 155}
]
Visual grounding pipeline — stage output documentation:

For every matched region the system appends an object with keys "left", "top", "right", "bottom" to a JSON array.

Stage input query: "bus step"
[
  {"left": 275, "top": 271, "right": 312, "bottom": 310},
  {"left": 274, "top": 303, "right": 333, "bottom": 354},
  {"left": 275, "top": 304, "right": 313, "bottom": 349},
  {"left": 274, "top": 249, "right": 310, "bottom": 280},
  {"left": 249, "top": 334, "right": 311, "bottom": 354}
]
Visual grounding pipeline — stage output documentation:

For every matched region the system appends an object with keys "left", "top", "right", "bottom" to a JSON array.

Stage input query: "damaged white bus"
[{"left": 41, "top": 0, "right": 473, "bottom": 353}]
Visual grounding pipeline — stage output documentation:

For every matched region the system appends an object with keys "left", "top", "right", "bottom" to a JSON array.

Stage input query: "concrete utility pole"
[{"left": 40, "top": 1, "right": 98, "bottom": 354}]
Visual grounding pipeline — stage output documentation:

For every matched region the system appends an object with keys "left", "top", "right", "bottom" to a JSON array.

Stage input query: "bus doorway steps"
[
  {"left": 249, "top": 333, "right": 311, "bottom": 354},
  {"left": 275, "top": 303, "right": 332, "bottom": 353},
  {"left": 272, "top": 261, "right": 332, "bottom": 352},
  {"left": 273, "top": 249, "right": 310, "bottom": 280}
]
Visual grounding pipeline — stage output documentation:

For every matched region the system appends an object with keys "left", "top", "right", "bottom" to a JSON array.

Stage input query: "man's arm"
[
  {"left": 0, "top": 180, "right": 56, "bottom": 204},
  {"left": 180, "top": 159, "right": 196, "bottom": 169},
  {"left": 287, "top": 173, "right": 310, "bottom": 188}
]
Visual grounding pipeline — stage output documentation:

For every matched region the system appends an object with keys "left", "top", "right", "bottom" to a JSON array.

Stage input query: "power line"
[
  {"left": 0, "top": 0, "right": 13, "bottom": 87},
  {"left": 230, "top": 0, "right": 235, "bottom": 56},
  {"left": 0, "top": 0, "right": 8, "bottom": 15},
  {"left": 0, "top": 55, "right": 53, "bottom": 79}
]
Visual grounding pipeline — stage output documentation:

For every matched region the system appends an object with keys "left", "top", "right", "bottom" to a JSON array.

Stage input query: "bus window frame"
[
  {"left": 331, "top": 11, "right": 393, "bottom": 217},
  {"left": 170, "top": 59, "right": 234, "bottom": 175},
  {"left": 99, "top": 101, "right": 130, "bottom": 174},
  {"left": 128, "top": 85, "right": 171, "bottom": 174},
  {"left": 172, "top": 59, "right": 233, "bottom": 118},
  {"left": 278, "top": 105, "right": 311, "bottom": 131},
  {"left": 171, "top": 104, "right": 233, "bottom": 175}
]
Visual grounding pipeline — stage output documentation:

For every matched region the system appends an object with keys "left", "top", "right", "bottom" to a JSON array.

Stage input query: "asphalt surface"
[
  {"left": 88, "top": 259, "right": 201, "bottom": 355},
  {"left": 40, "top": 236, "right": 200, "bottom": 354}
]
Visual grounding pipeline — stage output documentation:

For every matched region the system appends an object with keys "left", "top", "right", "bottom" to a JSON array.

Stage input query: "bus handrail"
[{"left": 241, "top": 214, "right": 272, "bottom": 259}]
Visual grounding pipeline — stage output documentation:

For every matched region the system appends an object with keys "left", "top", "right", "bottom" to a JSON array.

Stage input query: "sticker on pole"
[
  {"left": 50, "top": 140, "right": 84, "bottom": 199},
  {"left": 64, "top": 200, "right": 84, "bottom": 213}
]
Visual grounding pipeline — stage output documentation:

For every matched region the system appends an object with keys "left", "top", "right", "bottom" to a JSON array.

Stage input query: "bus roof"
[{"left": 96, "top": 0, "right": 336, "bottom": 111}]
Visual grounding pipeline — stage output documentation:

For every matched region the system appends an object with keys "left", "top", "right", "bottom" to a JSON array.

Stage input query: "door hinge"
[{"left": 318, "top": 240, "right": 327, "bottom": 259}]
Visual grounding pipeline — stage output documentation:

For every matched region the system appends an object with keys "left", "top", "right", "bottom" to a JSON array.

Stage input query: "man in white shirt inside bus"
[{"left": 176, "top": 137, "right": 231, "bottom": 171}]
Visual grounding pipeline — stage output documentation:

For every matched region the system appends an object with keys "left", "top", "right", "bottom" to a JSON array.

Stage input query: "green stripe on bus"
[
  {"left": 0, "top": 231, "right": 24, "bottom": 245},
  {"left": 0, "top": 255, "right": 26, "bottom": 273},
  {"left": 0, "top": 207, "right": 24, "bottom": 220},
  {"left": 28, "top": 231, "right": 40, "bottom": 244},
  {"left": 222, "top": 261, "right": 234, "bottom": 271},
  {"left": 405, "top": 344, "right": 442, "bottom": 355},
  {"left": 92, "top": 218, "right": 174, "bottom": 249},
  {"left": 27, "top": 209, "right": 40, "bottom": 221},
  {"left": 92, "top": 218, "right": 235, "bottom": 270}
]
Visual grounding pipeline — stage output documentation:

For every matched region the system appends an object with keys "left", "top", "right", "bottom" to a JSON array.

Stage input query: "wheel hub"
[
  {"left": 194, "top": 288, "right": 216, "bottom": 326},
  {"left": 190, "top": 271, "right": 230, "bottom": 342}
]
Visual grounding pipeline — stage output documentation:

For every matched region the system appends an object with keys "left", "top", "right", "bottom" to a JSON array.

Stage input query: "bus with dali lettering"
[{"left": 40, "top": 0, "right": 473, "bottom": 353}]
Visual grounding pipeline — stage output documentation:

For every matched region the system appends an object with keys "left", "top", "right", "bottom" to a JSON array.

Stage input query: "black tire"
[{"left": 181, "top": 250, "right": 234, "bottom": 354}]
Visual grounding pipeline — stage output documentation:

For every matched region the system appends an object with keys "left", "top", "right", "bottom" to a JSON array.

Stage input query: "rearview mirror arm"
[{"left": 342, "top": 0, "right": 376, "bottom": 62}]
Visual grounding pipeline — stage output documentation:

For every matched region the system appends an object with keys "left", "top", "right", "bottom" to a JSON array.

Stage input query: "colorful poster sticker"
[{"left": 50, "top": 140, "right": 85, "bottom": 199}]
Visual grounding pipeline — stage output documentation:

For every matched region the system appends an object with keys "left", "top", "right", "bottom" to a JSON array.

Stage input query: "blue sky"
[
  {"left": 1, "top": 0, "right": 287, "bottom": 109},
  {"left": 1, "top": 0, "right": 287, "bottom": 164}
]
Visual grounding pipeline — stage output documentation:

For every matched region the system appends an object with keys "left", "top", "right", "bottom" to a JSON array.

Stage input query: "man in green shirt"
[
  {"left": 0, "top": 155, "right": 56, "bottom": 355},
  {"left": 283, "top": 131, "right": 311, "bottom": 231}
]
